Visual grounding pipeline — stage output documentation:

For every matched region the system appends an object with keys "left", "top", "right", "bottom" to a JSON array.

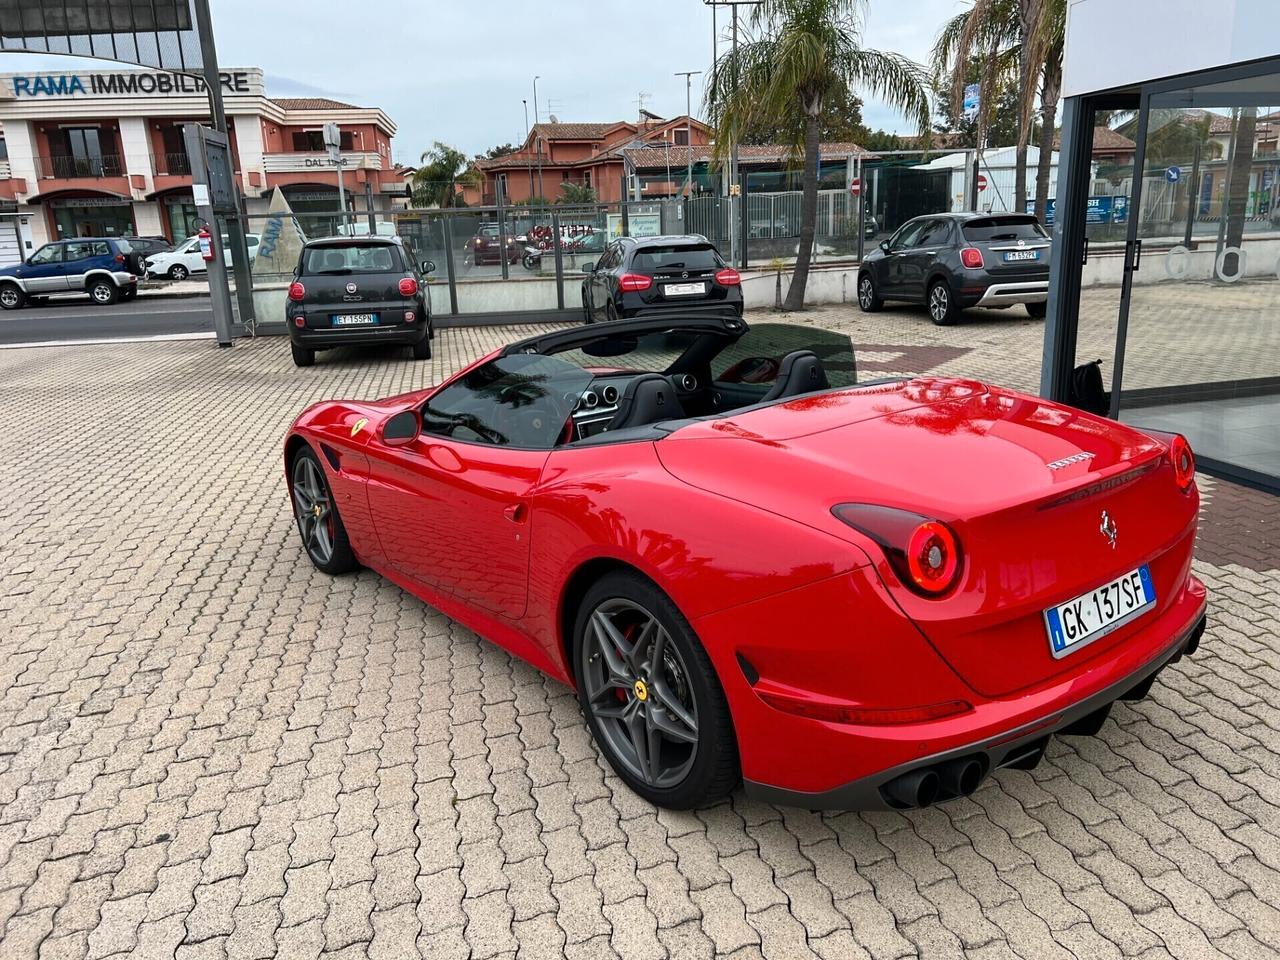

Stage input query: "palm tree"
[
  {"left": 933, "top": 0, "right": 1020, "bottom": 180},
  {"left": 1022, "top": 0, "right": 1065, "bottom": 221},
  {"left": 707, "top": 0, "right": 930, "bottom": 311},
  {"left": 412, "top": 142, "right": 470, "bottom": 208}
]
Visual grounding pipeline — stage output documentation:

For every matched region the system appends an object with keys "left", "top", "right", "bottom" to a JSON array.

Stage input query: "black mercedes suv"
[
  {"left": 857, "top": 213, "right": 1051, "bottom": 325},
  {"left": 581, "top": 235, "right": 743, "bottom": 322},
  {"left": 287, "top": 236, "right": 434, "bottom": 367}
]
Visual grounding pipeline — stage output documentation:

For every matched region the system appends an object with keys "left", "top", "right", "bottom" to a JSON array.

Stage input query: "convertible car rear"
[{"left": 284, "top": 314, "right": 1206, "bottom": 810}]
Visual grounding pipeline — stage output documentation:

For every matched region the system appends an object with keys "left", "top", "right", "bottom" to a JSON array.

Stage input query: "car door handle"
[{"left": 503, "top": 503, "right": 527, "bottom": 524}]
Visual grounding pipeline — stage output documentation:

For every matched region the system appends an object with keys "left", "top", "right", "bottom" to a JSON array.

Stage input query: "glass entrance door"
[{"left": 1113, "top": 65, "right": 1280, "bottom": 487}]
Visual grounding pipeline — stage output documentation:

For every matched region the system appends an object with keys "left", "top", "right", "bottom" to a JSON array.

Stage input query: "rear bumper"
[
  {"left": 697, "top": 562, "right": 1207, "bottom": 810},
  {"left": 620, "top": 299, "right": 743, "bottom": 319},
  {"left": 965, "top": 280, "right": 1048, "bottom": 307},
  {"left": 290, "top": 323, "right": 426, "bottom": 348},
  {"left": 745, "top": 603, "right": 1206, "bottom": 810}
]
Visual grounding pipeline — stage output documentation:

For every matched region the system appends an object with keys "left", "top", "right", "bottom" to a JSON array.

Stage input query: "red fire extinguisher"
[{"left": 197, "top": 226, "right": 215, "bottom": 263}]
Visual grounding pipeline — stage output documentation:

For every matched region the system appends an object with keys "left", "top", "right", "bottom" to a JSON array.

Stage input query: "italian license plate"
[
  {"left": 1044, "top": 565, "right": 1155, "bottom": 658},
  {"left": 332, "top": 313, "right": 377, "bottom": 326},
  {"left": 664, "top": 282, "right": 706, "bottom": 297},
  {"left": 1003, "top": 250, "right": 1039, "bottom": 262}
]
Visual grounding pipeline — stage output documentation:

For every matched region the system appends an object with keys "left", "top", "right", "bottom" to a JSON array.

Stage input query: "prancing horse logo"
[{"left": 1100, "top": 510, "right": 1118, "bottom": 549}]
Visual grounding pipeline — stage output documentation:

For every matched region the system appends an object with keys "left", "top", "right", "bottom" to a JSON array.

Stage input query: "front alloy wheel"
[
  {"left": 575, "top": 572, "right": 738, "bottom": 808},
  {"left": 90, "top": 280, "right": 118, "bottom": 305},
  {"left": 290, "top": 448, "right": 357, "bottom": 574},
  {"left": 857, "top": 274, "right": 882, "bottom": 312}
]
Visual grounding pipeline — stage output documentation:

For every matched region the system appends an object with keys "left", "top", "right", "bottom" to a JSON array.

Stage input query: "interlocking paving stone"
[{"left": 1, "top": 305, "right": 1276, "bottom": 958}]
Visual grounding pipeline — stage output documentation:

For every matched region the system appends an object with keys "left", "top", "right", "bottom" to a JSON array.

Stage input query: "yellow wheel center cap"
[
  {"left": 633, "top": 679, "right": 648, "bottom": 702},
  {"left": 313, "top": 504, "right": 323, "bottom": 518}
]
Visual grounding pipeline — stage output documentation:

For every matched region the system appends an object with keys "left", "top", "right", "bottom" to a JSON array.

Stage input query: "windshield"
[
  {"left": 551, "top": 329, "right": 708, "bottom": 374},
  {"left": 301, "top": 244, "right": 402, "bottom": 275},
  {"left": 630, "top": 244, "right": 722, "bottom": 275},
  {"left": 962, "top": 217, "right": 1048, "bottom": 242},
  {"left": 423, "top": 354, "right": 591, "bottom": 448}
]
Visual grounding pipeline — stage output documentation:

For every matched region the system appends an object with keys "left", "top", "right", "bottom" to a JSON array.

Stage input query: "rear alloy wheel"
[
  {"left": 1026, "top": 301, "right": 1047, "bottom": 319},
  {"left": 574, "top": 572, "right": 739, "bottom": 809},
  {"left": 89, "top": 279, "right": 118, "bottom": 306},
  {"left": 168, "top": 264, "right": 190, "bottom": 281},
  {"left": 291, "top": 344, "right": 315, "bottom": 367},
  {"left": 0, "top": 284, "right": 24, "bottom": 310},
  {"left": 605, "top": 301, "right": 619, "bottom": 323},
  {"left": 412, "top": 336, "right": 432, "bottom": 360},
  {"left": 290, "top": 447, "right": 357, "bottom": 574},
  {"left": 928, "top": 280, "right": 959, "bottom": 326},
  {"left": 857, "top": 273, "right": 883, "bottom": 312}
]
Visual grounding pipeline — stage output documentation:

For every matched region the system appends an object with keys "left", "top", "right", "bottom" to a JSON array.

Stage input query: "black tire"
[
  {"left": 168, "top": 264, "right": 190, "bottom": 281},
  {"left": 1026, "top": 301, "right": 1047, "bottom": 319},
  {"left": 573, "top": 570, "right": 739, "bottom": 809},
  {"left": 0, "top": 283, "right": 24, "bottom": 310},
  {"left": 122, "top": 286, "right": 138, "bottom": 300},
  {"left": 428, "top": 317, "right": 436, "bottom": 340},
  {"left": 605, "top": 301, "right": 619, "bottom": 323},
  {"left": 582, "top": 291, "right": 594, "bottom": 323},
  {"left": 291, "top": 344, "right": 315, "bottom": 367},
  {"left": 289, "top": 446, "right": 358, "bottom": 575},
  {"left": 927, "top": 279, "right": 960, "bottom": 326},
  {"left": 411, "top": 336, "right": 432, "bottom": 360},
  {"left": 89, "top": 279, "right": 118, "bottom": 306},
  {"left": 857, "top": 272, "right": 883, "bottom": 312}
]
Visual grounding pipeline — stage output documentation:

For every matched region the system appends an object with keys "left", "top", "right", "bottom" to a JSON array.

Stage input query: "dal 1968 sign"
[{"left": 8, "top": 71, "right": 254, "bottom": 98}]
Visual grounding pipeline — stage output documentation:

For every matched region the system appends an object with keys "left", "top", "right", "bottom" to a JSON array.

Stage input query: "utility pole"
[
  {"left": 533, "top": 76, "right": 544, "bottom": 204},
  {"left": 523, "top": 99, "right": 533, "bottom": 199},
  {"left": 675, "top": 70, "right": 702, "bottom": 198}
]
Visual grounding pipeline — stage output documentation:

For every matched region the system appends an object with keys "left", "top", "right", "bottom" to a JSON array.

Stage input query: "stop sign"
[
  {"left": 977, "top": 173, "right": 988, "bottom": 192},
  {"left": 850, "top": 177, "right": 861, "bottom": 196}
]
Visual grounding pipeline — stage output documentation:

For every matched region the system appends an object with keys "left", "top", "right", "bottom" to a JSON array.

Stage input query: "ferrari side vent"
[{"left": 320, "top": 444, "right": 341, "bottom": 472}]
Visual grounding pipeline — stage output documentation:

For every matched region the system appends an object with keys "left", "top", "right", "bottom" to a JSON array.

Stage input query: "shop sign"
[
  {"left": 6, "top": 70, "right": 256, "bottom": 99},
  {"left": 49, "top": 197, "right": 131, "bottom": 208},
  {"left": 1029, "top": 195, "right": 1128, "bottom": 226}
]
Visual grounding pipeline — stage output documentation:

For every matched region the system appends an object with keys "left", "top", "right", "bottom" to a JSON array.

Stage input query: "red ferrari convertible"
[{"left": 284, "top": 315, "right": 1206, "bottom": 810}]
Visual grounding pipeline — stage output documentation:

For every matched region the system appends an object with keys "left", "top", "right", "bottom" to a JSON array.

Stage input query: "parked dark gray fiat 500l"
[
  {"left": 286, "top": 236, "right": 434, "bottom": 367},
  {"left": 857, "top": 213, "right": 1052, "bottom": 325}
]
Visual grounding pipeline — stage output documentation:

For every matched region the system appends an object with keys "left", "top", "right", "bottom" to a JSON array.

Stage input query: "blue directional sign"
[{"left": 1165, "top": 166, "right": 1182, "bottom": 184}]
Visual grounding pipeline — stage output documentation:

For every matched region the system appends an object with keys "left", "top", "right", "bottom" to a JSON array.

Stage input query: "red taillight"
[
  {"left": 832, "top": 503, "right": 963, "bottom": 597},
  {"left": 114, "top": 253, "right": 126, "bottom": 264},
  {"left": 294, "top": 316, "right": 305, "bottom": 328},
  {"left": 399, "top": 277, "right": 418, "bottom": 296},
  {"left": 619, "top": 273, "right": 652, "bottom": 292},
  {"left": 288, "top": 281, "right": 305, "bottom": 302},
  {"left": 757, "top": 687, "right": 972, "bottom": 725},
  {"left": 1170, "top": 434, "right": 1195, "bottom": 492},
  {"left": 715, "top": 268, "right": 741, "bottom": 286},
  {"left": 960, "top": 247, "right": 984, "bottom": 269}
]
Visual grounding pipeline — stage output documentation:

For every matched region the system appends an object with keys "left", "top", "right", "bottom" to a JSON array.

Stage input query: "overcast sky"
[{"left": 0, "top": 0, "right": 965, "bottom": 163}]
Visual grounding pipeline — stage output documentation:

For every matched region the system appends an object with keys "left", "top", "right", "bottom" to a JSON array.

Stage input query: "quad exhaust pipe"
[{"left": 881, "top": 756, "right": 986, "bottom": 810}]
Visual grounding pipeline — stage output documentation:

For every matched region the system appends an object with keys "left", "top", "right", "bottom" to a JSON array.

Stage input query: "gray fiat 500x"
[
  {"left": 857, "top": 213, "right": 1052, "bottom": 325},
  {"left": 286, "top": 236, "right": 435, "bottom": 367}
]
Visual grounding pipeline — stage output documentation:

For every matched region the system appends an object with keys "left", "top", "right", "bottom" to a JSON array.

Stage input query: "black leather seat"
[
  {"left": 760, "top": 350, "right": 829, "bottom": 403},
  {"left": 608, "top": 374, "right": 687, "bottom": 431}
]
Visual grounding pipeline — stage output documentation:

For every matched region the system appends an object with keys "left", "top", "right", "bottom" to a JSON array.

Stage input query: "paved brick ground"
[{"left": 1, "top": 305, "right": 1278, "bottom": 960}]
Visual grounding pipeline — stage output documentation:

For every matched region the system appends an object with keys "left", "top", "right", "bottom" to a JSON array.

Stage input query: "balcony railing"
[
  {"left": 36, "top": 154, "right": 124, "bottom": 179},
  {"left": 157, "top": 152, "right": 192, "bottom": 176},
  {"left": 0, "top": 160, "right": 11, "bottom": 179}
]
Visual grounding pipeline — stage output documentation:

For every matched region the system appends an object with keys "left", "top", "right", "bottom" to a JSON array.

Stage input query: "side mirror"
[
  {"left": 381, "top": 409, "right": 421, "bottom": 447},
  {"left": 582, "top": 264, "right": 594, "bottom": 275},
  {"left": 421, "top": 259, "right": 436, "bottom": 275},
  {"left": 879, "top": 240, "right": 891, "bottom": 253}
]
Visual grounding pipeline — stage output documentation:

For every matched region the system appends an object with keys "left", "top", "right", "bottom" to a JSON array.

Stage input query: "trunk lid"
[
  {"left": 657, "top": 380, "right": 1197, "bottom": 697},
  {"left": 962, "top": 215, "right": 1052, "bottom": 281}
]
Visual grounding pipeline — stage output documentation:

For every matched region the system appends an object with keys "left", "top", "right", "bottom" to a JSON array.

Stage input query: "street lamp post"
[
  {"left": 533, "top": 75, "right": 544, "bottom": 204},
  {"left": 675, "top": 70, "right": 702, "bottom": 199},
  {"left": 523, "top": 98, "right": 533, "bottom": 199}
]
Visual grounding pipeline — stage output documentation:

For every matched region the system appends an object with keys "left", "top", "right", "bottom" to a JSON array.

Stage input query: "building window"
[
  {"left": 674, "top": 129, "right": 690, "bottom": 146},
  {"left": 291, "top": 130, "right": 355, "bottom": 152},
  {"left": 582, "top": 170, "right": 592, "bottom": 189},
  {"left": 47, "top": 126, "right": 120, "bottom": 177}
]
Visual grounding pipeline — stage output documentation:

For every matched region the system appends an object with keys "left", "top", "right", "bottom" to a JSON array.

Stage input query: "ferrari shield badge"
[{"left": 351, "top": 417, "right": 368, "bottom": 437}]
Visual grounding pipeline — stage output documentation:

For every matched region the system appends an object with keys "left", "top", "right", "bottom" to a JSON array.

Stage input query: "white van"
[{"left": 144, "top": 234, "right": 261, "bottom": 280}]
